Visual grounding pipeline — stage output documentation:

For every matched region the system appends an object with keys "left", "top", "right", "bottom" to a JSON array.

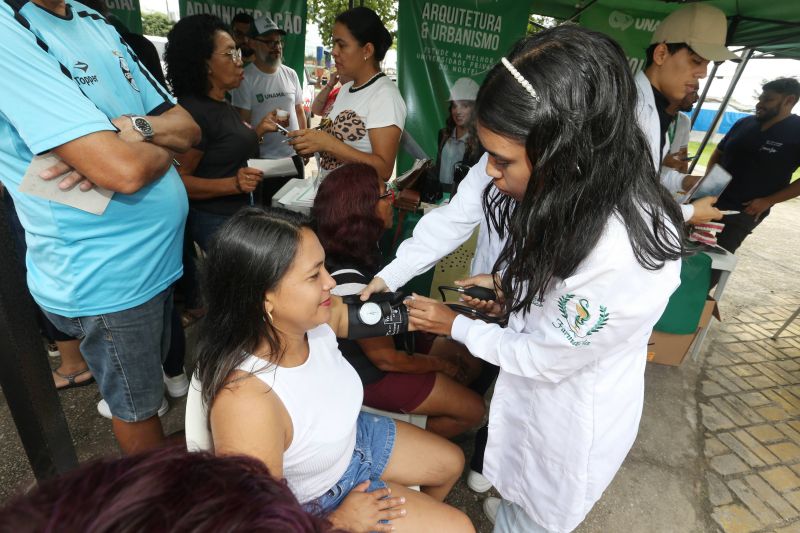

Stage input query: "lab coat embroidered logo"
[
  {"left": 113, "top": 51, "right": 139, "bottom": 92},
  {"left": 554, "top": 294, "right": 609, "bottom": 346}
]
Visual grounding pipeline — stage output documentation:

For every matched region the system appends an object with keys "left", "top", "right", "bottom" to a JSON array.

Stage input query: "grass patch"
[{"left": 688, "top": 141, "right": 800, "bottom": 182}]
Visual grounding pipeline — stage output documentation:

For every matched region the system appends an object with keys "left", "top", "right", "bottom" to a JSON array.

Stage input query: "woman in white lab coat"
[{"left": 401, "top": 26, "right": 685, "bottom": 532}]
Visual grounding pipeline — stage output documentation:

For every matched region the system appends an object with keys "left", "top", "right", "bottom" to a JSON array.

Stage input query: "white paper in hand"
[
  {"left": 19, "top": 153, "right": 113, "bottom": 215},
  {"left": 247, "top": 158, "right": 298, "bottom": 178}
]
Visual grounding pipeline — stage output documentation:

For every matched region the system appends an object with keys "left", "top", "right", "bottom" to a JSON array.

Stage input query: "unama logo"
[
  {"left": 608, "top": 10, "right": 634, "bottom": 31},
  {"left": 113, "top": 50, "right": 139, "bottom": 92}
]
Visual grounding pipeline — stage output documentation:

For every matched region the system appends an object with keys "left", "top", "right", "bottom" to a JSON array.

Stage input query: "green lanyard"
[{"left": 667, "top": 118, "right": 677, "bottom": 145}]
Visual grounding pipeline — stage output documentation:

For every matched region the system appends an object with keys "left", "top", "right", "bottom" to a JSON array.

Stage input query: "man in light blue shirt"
[{"left": 0, "top": 0, "right": 200, "bottom": 453}]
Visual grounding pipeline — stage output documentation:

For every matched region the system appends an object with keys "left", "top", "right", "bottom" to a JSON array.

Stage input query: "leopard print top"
[{"left": 319, "top": 110, "right": 368, "bottom": 171}]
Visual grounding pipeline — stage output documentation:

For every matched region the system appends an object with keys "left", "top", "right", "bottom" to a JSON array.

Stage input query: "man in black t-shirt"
[{"left": 706, "top": 78, "right": 800, "bottom": 254}]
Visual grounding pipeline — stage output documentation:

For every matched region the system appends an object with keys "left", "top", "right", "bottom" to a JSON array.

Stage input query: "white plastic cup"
[{"left": 275, "top": 109, "right": 289, "bottom": 120}]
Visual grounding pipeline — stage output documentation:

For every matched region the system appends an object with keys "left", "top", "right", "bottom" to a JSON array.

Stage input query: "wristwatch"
[{"left": 125, "top": 114, "right": 154, "bottom": 142}]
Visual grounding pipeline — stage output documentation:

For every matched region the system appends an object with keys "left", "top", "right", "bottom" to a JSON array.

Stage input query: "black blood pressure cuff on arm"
[{"left": 342, "top": 292, "right": 409, "bottom": 339}]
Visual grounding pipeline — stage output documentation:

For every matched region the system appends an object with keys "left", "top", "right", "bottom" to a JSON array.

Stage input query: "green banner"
[
  {"left": 179, "top": 0, "right": 307, "bottom": 75},
  {"left": 107, "top": 0, "right": 142, "bottom": 34},
  {"left": 397, "top": 0, "right": 530, "bottom": 172},
  {"left": 579, "top": 6, "right": 668, "bottom": 74}
]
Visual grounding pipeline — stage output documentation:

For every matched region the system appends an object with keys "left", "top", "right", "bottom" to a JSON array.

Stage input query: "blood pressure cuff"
[{"left": 342, "top": 292, "right": 409, "bottom": 339}]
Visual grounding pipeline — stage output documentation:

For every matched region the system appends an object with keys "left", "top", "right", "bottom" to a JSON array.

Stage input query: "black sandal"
[{"left": 54, "top": 368, "right": 95, "bottom": 390}]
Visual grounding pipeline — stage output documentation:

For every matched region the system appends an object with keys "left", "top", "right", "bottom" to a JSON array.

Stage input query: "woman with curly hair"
[
  {"left": 312, "top": 164, "right": 486, "bottom": 439},
  {"left": 165, "top": 14, "right": 282, "bottom": 315}
]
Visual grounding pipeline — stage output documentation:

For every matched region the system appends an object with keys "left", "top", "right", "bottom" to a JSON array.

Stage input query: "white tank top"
[{"left": 237, "top": 324, "right": 363, "bottom": 503}]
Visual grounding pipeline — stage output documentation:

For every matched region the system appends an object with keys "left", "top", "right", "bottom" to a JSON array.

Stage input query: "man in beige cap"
[{"left": 635, "top": 3, "right": 737, "bottom": 224}]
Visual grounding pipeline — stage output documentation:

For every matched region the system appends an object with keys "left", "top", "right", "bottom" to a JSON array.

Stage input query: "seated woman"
[
  {"left": 312, "top": 164, "right": 486, "bottom": 439},
  {"left": 195, "top": 208, "right": 474, "bottom": 533},
  {"left": 165, "top": 14, "right": 283, "bottom": 317}
]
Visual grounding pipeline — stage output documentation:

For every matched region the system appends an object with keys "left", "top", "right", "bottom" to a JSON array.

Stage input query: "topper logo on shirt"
[
  {"left": 552, "top": 294, "right": 609, "bottom": 346},
  {"left": 112, "top": 50, "right": 139, "bottom": 92},
  {"left": 73, "top": 60, "right": 99, "bottom": 86}
]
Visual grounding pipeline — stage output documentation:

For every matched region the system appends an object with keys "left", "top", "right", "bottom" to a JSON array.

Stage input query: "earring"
[
  {"left": 364, "top": 56, "right": 367, "bottom": 61},
  {"left": 263, "top": 310, "right": 273, "bottom": 325}
]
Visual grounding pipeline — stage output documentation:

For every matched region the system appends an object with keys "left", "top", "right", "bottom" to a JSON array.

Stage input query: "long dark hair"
[
  {"left": 312, "top": 164, "right": 384, "bottom": 273},
  {"left": 477, "top": 25, "right": 683, "bottom": 314},
  {"left": 165, "top": 14, "right": 229, "bottom": 98},
  {"left": 195, "top": 208, "right": 313, "bottom": 408}
]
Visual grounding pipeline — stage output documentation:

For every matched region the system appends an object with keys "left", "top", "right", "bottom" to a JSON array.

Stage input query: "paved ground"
[{"left": 1, "top": 198, "right": 798, "bottom": 532}]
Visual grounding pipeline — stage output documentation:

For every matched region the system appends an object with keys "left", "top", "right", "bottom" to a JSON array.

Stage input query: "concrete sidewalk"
[{"left": 1, "top": 198, "right": 799, "bottom": 533}]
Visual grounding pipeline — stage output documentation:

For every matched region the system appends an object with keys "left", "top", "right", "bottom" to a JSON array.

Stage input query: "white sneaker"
[
  {"left": 467, "top": 470, "right": 493, "bottom": 493},
  {"left": 163, "top": 371, "right": 190, "bottom": 398},
  {"left": 483, "top": 497, "right": 501, "bottom": 525},
  {"left": 97, "top": 397, "right": 169, "bottom": 420}
]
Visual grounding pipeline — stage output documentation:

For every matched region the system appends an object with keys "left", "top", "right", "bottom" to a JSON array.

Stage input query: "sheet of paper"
[
  {"left": 277, "top": 181, "right": 316, "bottom": 207},
  {"left": 681, "top": 164, "right": 733, "bottom": 204},
  {"left": 18, "top": 153, "right": 113, "bottom": 215},
  {"left": 247, "top": 158, "right": 298, "bottom": 178}
]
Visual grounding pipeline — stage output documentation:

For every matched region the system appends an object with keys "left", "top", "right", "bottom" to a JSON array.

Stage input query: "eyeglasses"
[
  {"left": 216, "top": 48, "right": 243, "bottom": 63},
  {"left": 253, "top": 38, "right": 284, "bottom": 48},
  {"left": 378, "top": 188, "right": 395, "bottom": 202}
]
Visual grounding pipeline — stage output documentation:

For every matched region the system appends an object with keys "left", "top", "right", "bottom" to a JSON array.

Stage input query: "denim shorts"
[
  {"left": 42, "top": 288, "right": 172, "bottom": 422},
  {"left": 305, "top": 412, "right": 397, "bottom": 515}
]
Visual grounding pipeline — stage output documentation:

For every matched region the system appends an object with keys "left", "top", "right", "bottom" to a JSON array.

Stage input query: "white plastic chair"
[
  {"left": 185, "top": 374, "right": 212, "bottom": 452},
  {"left": 359, "top": 405, "right": 428, "bottom": 430}
]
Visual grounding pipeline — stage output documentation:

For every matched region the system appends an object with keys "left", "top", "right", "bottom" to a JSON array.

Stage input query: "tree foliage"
[
  {"left": 527, "top": 15, "right": 558, "bottom": 35},
  {"left": 308, "top": 0, "right": 397, "bottom": 46},
  {"left": 142, "top": 12, "right": 173, "bottom": 37}
]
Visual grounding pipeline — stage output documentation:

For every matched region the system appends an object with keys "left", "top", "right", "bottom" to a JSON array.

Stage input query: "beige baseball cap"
[
  {"left": 449, "top": 77, "right": 479, "bottom": 101},
  {"left": 650, "top": 4, "right": 738, "bottom": 62}
]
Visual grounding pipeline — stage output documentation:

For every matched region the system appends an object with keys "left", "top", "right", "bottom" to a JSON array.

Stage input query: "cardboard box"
[{"left": 647, "top": 299, "right": 719, "bottom": 366}]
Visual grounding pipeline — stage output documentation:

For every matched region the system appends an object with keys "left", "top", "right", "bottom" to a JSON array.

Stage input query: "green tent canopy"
[{"left": 529, "top": 0, "right": 800, "bottom": 59}]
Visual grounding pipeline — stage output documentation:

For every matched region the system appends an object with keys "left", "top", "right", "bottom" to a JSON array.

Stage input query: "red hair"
[
  {"left": 0, "top": 446, "right": 341, "bottom": 532},
  {"left": 312, "top": 164, "right": 385, "bottom": 271}
]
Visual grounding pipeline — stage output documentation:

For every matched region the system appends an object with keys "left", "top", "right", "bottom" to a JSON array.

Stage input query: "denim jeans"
[
  {"left": 494, "top": 499, "right": 554, "bottom": 533},
  {"left": 43, "top": 288, "right": 172, "bottom": 422},
  {"left": 184, "top": 208, "right": 230, "bottom": 308},
  {"left": 305, "top": 412, "right": 396, "bottom": 515}
]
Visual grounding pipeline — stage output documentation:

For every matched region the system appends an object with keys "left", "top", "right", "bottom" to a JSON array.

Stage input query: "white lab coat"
[
  {"left": 378, "top": 153, "right": 504, "bottom": 291},
  {"left": 634, "top": 71, "right": 694, "bottom": 221},
  {"left": 377, "top": 157, "right": 682, "bottom": 532}
]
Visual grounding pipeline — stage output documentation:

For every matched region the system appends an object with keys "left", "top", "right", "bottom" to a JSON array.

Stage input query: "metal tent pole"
[
  {"left": 688, "top": 48, "right": 753, "bottom": 174},
  {"left": 0, "top": 197, "right": 78, "bottom": 481},
  {"left": 691, "top": 61, "right": 720, "bottom": 128}
]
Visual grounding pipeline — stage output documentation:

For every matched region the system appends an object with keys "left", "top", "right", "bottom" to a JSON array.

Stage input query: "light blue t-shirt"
[{"left": 0, "top": 1, "right": 187, "bottom": 317}]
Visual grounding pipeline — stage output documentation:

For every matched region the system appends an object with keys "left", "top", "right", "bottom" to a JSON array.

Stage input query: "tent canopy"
[{"left": 530, "top": 0, "right": 800, "bottom": 59}]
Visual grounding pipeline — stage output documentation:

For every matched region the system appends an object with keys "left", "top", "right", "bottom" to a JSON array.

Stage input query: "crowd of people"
[{"left": 1, "top": 0, "right": 799, "bottom": 531}]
